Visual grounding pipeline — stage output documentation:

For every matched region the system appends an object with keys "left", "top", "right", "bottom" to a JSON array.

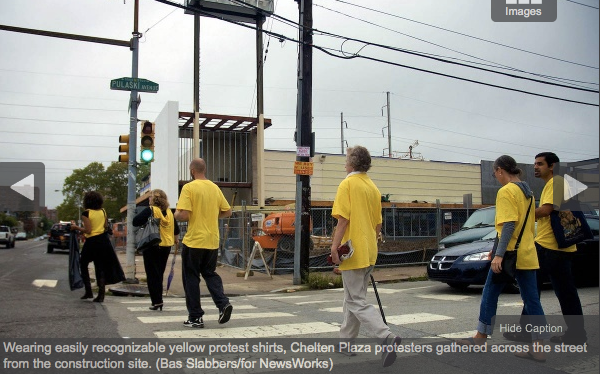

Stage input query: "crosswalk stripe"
[
  {"left": 138, "top": 312, "right": 294, "bottom": 324},
  {"left": 499, "top": 302, "right": 524, "bottom": 307},
  {"left": 155, "top": 322, "right": 340, "bottom": 339},
  {"left": 320, "top": 305, "right": 384, "bottom": 313},
  {"left": 415, "top": 294, "right": 473, "bottom": 301},
  {"left": 295, "top": 300, "right": 335, "bottom": 305},
  {"left": 432, "top": 330, "right": 479, "bottom": 339},
  {"left": 128, "top": 304, "right": 258, "bottom": 312},
  {"left": 121, "top": 299, "right": 209, "bottom": 304},
  {"left": 250, "top": 295, "right": 309, "bottom": 299},
  {"left": 32, "top": 279, "right": 57, "bottom": 288},
  {"left": 388, "top": 313, "right": 454, "bottom": 325}
]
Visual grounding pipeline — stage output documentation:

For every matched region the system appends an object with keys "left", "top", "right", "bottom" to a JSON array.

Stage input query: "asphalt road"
[{"left": 0, "top": 239, "right": 599, "bottom": 374}]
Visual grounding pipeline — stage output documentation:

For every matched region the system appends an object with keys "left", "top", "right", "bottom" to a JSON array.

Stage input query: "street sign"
[
  {"left": 297, "top": 146, "right": 310, "bottom": 157},
  {"left": 110, "top": 77, "right": 159, "bottom": 93},
  {"left": 294, "top": 161, "right": 314, "bottom": 175}
]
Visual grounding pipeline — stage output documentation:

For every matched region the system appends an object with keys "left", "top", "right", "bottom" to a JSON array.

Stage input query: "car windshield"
[
  {"left": 0, "top": 227, "right": 8, "bottom": 232},
  {"left": 53, "top": 224, "right": 69, "bottom": 231},
  {"left": 461, "top": 207, "right": 495, "bottom": 230}
]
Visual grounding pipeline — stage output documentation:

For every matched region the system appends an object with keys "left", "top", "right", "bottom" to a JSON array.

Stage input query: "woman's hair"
[
  {"left": 83, "top": 191, "right": 103, "bottom": 210},
  {"left": 494, "top": 155, "right": 521, "bottom": 176},
  {"left": 150, "top": 189, "right": 169, "bottom": 211},
  {"left": 346, "top": 146, "right": 372, "bottom": 172}
]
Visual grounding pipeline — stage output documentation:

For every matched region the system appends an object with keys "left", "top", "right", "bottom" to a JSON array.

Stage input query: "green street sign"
[{"left": 110, "top": 77, "right": 159, "bottom": 93}]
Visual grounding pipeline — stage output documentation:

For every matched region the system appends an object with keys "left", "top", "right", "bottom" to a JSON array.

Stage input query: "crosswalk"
[{"left": 113, "top": 286, "right": 494, "bottom": 340}]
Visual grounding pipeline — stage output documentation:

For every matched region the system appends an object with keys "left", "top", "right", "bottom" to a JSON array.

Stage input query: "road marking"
[
  {"left": 295, "top": 300, "right": 335, "bottom": 305},
  {"left": 499, "top": 302, "right": 524, "bottom": 307},
  {"left": 120, "top": 299, "right": 211, "bottom": 304},
  {"left": 415, "top": 294, "right": 474, "bottom": 301},
  {"left": 128, "top": 304, "right": 258, "bottom": 312},
  {"left": 155, "top": 322, "right": 340, "bottom": 339},
  {"left": 431, "top": 330, "right": 480, "bottom": 339},
  {"left": 138, "top": 312, "right": 295, "bottom": 324},
  {"left": 389, "top": 313, "right": 454, "bottom": 325},
  {"left": 32, "top": 279, "right": 57, "bottom": 288},
  {"left": 320, "top": 305, "right": 384, "bottom": 313},
  {"left": 250, "top": 295, "right": 310, "bottom": 299}
]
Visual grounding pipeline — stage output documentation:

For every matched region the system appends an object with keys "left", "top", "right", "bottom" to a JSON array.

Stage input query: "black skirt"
[{"left": 81, "top": 233, "right": 126, "bottom": 285}]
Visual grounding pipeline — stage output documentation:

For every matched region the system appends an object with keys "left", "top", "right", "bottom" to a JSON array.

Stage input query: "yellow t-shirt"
[
  {"left": 83, "top": 209, "right": 106, "bottom": 238},
  {"left": 535, "top": 177, "right": 576, "bottom": 252},
  {"left": 331, "top": 173, "right": 382, "bottom": 271},
  {"left": 150, "top": 206, "right": 175, "bottom": 247},
  {"left": 494, "top": 182, "right": 538, "bottom": 270},
  {"left": 176, "top": 179, "right": 230, "bottom": 249}
]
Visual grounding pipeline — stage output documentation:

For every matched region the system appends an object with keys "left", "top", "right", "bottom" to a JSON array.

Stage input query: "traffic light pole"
[{"left": 125, "top": 0, "right": 140, "bottom": 281}]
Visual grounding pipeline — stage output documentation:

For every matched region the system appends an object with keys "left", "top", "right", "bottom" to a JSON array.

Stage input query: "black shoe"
[
  {"left": 80, "top": 293, "right": 93, "bottom": 300},
  {"left": 92, "top": 296, "right": 104, "bottom": 303},
  {"left": 219, "top": 303, "right": 233, "bottom": 324},
  {"left": 183, "top": 317, "right": 204, "bottom": 328},
  {"left": 381, "top": 335, "right": 401, "bottom": 368},
  {"left": 149, "top": 303, "right": 163, "bottom": 311},
  {"left": 550, "top": 334, "right": 587, "bottom": 345},
  {"left": 503, "top": 331, "right": 532, "bottom": 343}
]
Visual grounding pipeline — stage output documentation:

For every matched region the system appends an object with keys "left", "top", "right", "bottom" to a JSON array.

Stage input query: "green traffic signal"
[{"left": 140, "top": 149, "right": 154, "bottom": 163}]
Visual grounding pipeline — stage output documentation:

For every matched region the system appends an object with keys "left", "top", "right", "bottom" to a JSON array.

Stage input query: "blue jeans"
[
  {"left": 478, "top": 268, "right": 549, "bottom": 340},
  {"left": 181, "top": 245, "right": 229, "bottom": 320},
  {"left": 521, "top": 243, "right": 586, "bottom": 342}
]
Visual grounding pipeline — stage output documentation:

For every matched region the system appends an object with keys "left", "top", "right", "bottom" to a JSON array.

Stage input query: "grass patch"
[
  {"left": 307, "top": 272, "right": 343, "bottom": 290},
  {"left": 407, "top": 274, "right": 429, "bottom": 282}
]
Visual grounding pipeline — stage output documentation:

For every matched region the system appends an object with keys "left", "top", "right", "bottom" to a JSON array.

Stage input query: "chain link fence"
[{"left": 216, "top": 205, "right": 476, "bottom": 274}]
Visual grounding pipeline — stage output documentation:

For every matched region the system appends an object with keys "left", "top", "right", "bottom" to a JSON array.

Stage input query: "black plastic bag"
[{"left": 69, "top": 233, "right": 84, "bottom": 290}]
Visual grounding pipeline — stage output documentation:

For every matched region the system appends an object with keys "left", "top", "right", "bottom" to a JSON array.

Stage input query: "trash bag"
[{"left": 69, "top": 233, "right": 84, "bottom": 290}]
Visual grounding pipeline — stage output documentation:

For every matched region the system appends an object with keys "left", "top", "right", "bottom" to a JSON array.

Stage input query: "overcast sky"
[{"left": 0, "top": 0, "right": 600, "bottom": 209}]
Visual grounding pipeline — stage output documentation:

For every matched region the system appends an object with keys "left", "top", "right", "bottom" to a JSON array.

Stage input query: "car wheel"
[
  {"left": 447, "top": 282, "right": 470, "bottom": 290},
  {"left": 5, "top": 243, "right": 9, "bottom": 249},
  {"left": 11, "top": 240, "right": 15, "bottom": 248},
  {"left": 47, "top": 245, "right": 54, "bottom": 254},
  {"left": 278, "top": 236, "right": 295, "bottom": 253}
]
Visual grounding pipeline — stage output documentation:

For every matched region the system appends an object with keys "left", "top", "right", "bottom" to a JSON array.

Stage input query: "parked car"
[
  {"left": 428, "top": 216, "right": 599, "bottom": 290},
  {"left": 47, "top": 222, "right": 71, "bottom": 253},
  {"left": 15, "top": 232, "right": 27, "bottom": 240},
  {"left": 0, "top": 226, "right": 15, "bottom": 248},
  {"left": 438, "top": 206, "right": 495, "bottom": 249}
]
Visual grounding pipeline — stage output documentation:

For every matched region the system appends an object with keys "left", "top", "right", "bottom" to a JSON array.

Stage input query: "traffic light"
[
  {"left": 140, "top": 120, "right": 155, "bottom": 163},
  {"left": 118, "top": 134, "right": 129, "bottom": 163}
]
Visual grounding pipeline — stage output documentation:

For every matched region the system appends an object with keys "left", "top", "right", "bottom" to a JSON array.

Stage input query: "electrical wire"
[
  {"left": 314, "top": 3, "right": 597, "bottom": 90},
  {"left": 151, "top": 0, "right": 598, "bottom": 106},
  {"left": 331, "top": 0, "right": 599, "bottom": 70},
  {"left": 564, "top": 0, "right": 599, "bottom": 9}
]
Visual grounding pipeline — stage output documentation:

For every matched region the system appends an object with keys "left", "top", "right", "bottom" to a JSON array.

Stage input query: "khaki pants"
[{"left": 340, "top": 266, "right": 391, "bottom": 340}]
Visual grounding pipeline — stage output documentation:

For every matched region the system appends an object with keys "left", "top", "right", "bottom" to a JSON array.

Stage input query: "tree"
[{"left": 56, "top": 162, "right": 151, "bottom": 222}]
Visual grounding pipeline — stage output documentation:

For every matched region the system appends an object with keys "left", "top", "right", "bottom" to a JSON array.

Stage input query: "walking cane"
[{"left": 370, "top": 274, "right": 387, "bottom": 325}]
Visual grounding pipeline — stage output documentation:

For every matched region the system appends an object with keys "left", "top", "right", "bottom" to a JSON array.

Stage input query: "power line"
[
  {"left": 314, "top": 3, "right": 597, "bottom": 90},
  {"left": 151, "top": 0, "right": 598, "bottom": 106},
  {"left": 331, "top": 0, "right": 599, "bottom": 70},
  {"left": 564, "top": 0, "right": 599, "bottom": 9}
]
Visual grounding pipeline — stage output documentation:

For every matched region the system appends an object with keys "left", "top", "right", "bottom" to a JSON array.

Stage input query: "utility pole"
[
  {"left": 293, "top": 0, "right": 312, "bottom": 285},
  {"left": 256, "top": 15, "right": 265, "bottom": 209},
  {"left": 193, "top": 15, "right": 201, "bottom": 159},
  {"left": 125, "top": 0, "right": 141, "bottom": 281},
  {"left": 340, "top": 112, "right": 345, "bottom": 155},
  {"left": 386, "top": 91, "right": 392, "bottom": 157}
]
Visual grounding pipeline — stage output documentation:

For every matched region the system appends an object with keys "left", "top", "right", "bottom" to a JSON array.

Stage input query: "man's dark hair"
[{"left": 535, "top": 152, "right": 560, "bottom": 167}]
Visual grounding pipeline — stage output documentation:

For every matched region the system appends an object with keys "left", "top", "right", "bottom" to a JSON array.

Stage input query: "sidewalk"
[{"left": 111, "top": 250, "right": 428, "bottom": 298}]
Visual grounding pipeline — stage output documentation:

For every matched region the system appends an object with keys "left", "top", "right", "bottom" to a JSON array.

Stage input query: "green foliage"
[
  {"left": 307, "top": 272, "right": 343, "bottom": 290},
  {"left": 0, "top": 213, "right": 18, "bottom": 227},
  {"left": 56, "top": 162, "right": 152, "bottom": 222}
]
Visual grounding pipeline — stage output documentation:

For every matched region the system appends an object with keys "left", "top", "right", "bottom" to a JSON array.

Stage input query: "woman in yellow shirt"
[
  {"left": 133, "top": 189, "right": 180, "bottom": 311},
  {"left": 457, "top": 155, "right": 548, "bottom": 362},
  {"left": 71, "top": 191, "right": 125, "bottom": 302}
]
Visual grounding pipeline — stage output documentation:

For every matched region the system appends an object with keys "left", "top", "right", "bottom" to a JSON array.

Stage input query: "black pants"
[
  {"left": 181, "top": 245, "right": 229, "bottom": 320},
  {"left": 522, "top": 243, "right": 586, "bottom": 342},
  {"left": 143, "top": 245, "right": 171, "bottom": 305}
]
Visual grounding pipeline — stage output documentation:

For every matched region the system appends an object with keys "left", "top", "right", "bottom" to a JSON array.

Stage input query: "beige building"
[{"left": 264, "top": 150, "right": 482, "bottom": 207}]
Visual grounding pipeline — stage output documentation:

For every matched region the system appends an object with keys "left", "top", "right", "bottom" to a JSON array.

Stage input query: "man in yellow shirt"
[
  {"left": 331, "top": 146, "right": 401, "bottom": 368},
  {"left": 505, "top": 152, "right": 586, "bottom": 344},
  {"left": 175, "top": 158, "right": 233, "bottom": 328}
]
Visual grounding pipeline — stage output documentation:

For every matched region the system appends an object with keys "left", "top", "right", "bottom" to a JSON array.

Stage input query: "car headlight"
[
  {"left": 463, "top": 251, "right": 491, "bottom": 262},
  {"left": 438, "top": 243, "right": 445, "bottom": 249}
]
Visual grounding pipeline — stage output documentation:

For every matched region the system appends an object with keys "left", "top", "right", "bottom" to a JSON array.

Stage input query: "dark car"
[
  {"left": 47, "top": 222, "right": 71, "bottom": 253},
  {"left": 438, "top": 206, "right": 495, "bottom": 249},
  {"left": 428, "top": 216, "right": 599, "bottom": 290}
]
